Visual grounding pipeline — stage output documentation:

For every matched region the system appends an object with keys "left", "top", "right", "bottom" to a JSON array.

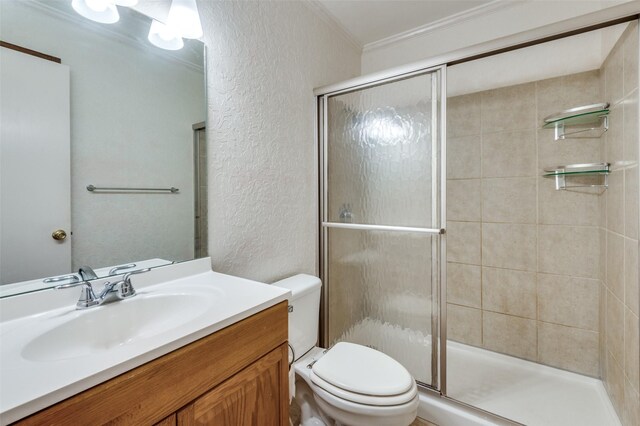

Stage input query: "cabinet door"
[{"left": 178, "top": 344, "right": 289, "bottom": 426}]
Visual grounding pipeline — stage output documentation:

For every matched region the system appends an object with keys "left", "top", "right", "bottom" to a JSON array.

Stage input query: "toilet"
[{"left": 273, "top": 274, "right": 418, "bottom": 426}]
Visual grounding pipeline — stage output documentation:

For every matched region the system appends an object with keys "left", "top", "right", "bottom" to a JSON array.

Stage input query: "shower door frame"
[{"left": 317, "top": 64, "right": 448, "bottom": 393}]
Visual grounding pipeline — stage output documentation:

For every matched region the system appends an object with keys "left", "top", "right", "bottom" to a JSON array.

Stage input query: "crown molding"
[
  {"left": 301, "top": 0, "right": 363, "bottom": 52},
  {"left": 363, "top": 0, "right": 527, "bottom": 52}
]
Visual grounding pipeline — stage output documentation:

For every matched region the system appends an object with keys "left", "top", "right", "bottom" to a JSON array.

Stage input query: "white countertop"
[{"left": 0, "top": 258, "right": 290, "bottom": 424}]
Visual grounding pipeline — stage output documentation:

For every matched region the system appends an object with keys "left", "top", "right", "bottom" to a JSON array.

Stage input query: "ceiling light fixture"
[
  {"left": 167, "top": 0, "right": 203, "bottom": 39},
  {"left": 112, "top": 0, "right": 138, "bottom": 6},
  {"left": 148, "top": 19, "right": 185, "bottom": 51},
  {"left": 71, "top": 0, "right": 120, "bottom": 24}
]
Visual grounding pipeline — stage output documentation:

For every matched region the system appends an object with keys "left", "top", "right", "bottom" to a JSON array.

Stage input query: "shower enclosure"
[{"left": 317, "top": 11, "right": 639, "bottom": 426}]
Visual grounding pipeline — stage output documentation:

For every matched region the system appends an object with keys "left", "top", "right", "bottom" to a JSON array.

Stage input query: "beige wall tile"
[
  {"left": 623, "top": 377, "right": 640, "bottom": 426},
  {"left": 482, "top": 267, "right": 536, "bottom": 319},
  {"left": 538, "top": 321, "right": 599, "bottom": 377},
  {"left": 624, "top": 308, "right": 639, "bottom": 393},
  {"left": 482, "top": 130, "right": 536, "bottom": 178},
  {"left": 607, "top": 105, "right": 624, "bottom": 168},
  {"left": 625, "top": 167, "right": 638, "bottom": 240},
  {"left": 448, "top": 303, "right": 482, "bottom": 346},
  {"left": 624, "top": 238, "right": 639, "bottom": 316},
  {"left": 538, "top": 225, "right": 600, "bottom": 279},
  {"left": 538, "top": 176, "right": 600, "bottom": 226},
  {"left": 538, "top": 274, "right": 599, "bottom": 330},
  {"left": 600, "top": 282, "right": 608, "bottom": 378},
  {"left": 448, "top": 136, "right": 481, "bottom": 180},
  {"left": 447, "top": 221, "right": 481, "bottom": 265},
  {"left": 481, "top": 83, "right": 536, "bottom": 133},
  {"left": 483, "top": 311, "right": 537, "bottom": 360},
  {"left": 536, "top": 70, "right": 600, "bottom": 124},
  {"left": 623, "top": 23, "right": 639, "bottom": 96},
  {"left": 607, "top": 170, "right": 625, "bottom": 235},
  {"left": 448, "top": 179, "right": 481, "bottom": 222},
  {"left": 482, "top": 223, "right": 537, "bottom": 271},
  {"left": 623, "top": 92, "right": 639, "bottom": 166},
  {"left": 447, "top": 262, "right": 481, "bottom": 308},
  {"left": 605, "top": 39, "right": 624, "bottom": 105},
  {"left": 537, "top": 129, "right": 601, "bottom": 170},
  {"left": 447, "top": 93, "right": 481, "bottom": 138},
  {"left": 607, "top": 230, "right": 625, "bottom": 300},
  {"left": 482, "top": 177, "right": 536, "bottom": 224},
  {"left": 607, "top": 290, "right": 625, "bottom": 365},
  {"left": 606, "top": 350, "right": 625, "bottom": 420}
]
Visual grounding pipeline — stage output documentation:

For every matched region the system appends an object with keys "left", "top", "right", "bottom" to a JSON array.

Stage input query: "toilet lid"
[{"left": 311, "top": 342, "right": 414, "bottom": 397}]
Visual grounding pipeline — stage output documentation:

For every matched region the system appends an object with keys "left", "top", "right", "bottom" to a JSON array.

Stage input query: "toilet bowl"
[{"left": 273, "top": 274, "right": 418, "bottom": 426}]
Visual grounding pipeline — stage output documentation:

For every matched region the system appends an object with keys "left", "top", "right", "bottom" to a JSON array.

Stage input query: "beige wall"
[
  {"left": 599, "top": 22, "right": 640, "bottom": 426},
  {"left": 446, "top": 70, "right": 604, "bottom": 377}
]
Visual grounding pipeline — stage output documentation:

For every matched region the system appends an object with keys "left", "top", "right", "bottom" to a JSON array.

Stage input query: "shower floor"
[{"left": 339, "top": 318, "right": 620, "bottom": 426}]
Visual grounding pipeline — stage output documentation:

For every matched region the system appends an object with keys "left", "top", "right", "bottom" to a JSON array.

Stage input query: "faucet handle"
[
  {"left": 119, "top": 268, "right": 151, "bottom": 298},
  {"left": 55, "top": 281, "right": 100, "bottom": 309}
]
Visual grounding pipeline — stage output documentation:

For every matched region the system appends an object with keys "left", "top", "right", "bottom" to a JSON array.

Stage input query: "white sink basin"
[{"left": 22, "top": 292, "right": 214, "bottom": 362}]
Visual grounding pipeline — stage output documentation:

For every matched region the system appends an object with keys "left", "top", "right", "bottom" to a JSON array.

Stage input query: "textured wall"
[
  {"left": 199, "top": 0, "right": 360, "bottom": 282},
  {"left": 599, "top": 22, "right": 639, "bottom": 426}
]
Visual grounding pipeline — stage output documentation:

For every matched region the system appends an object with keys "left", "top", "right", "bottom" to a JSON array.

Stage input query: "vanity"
[{"left": 0, "top": 259, "right": 291, "bottom": 425}]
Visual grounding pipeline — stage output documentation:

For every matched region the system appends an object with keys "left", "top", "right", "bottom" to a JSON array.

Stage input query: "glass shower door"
[{"left": 321, "top": 68, "right": 444, "bottom": 388}]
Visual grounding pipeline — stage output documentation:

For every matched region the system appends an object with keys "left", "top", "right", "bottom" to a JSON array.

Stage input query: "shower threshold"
[{"left": 340, "top": 318, "right": 620, "bottom": 426}]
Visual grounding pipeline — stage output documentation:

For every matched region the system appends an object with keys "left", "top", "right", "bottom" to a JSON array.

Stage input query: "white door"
[{"left": 0, "top": 47, "right": 71, "bottom": 284}]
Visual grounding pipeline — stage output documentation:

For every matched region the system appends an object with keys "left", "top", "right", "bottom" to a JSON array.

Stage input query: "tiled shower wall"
[
  {"left": 446, "top": 70, "right": 604, "bottom": 377},
  {"left": 599, "top": 22, "right": 640, "bottom": 425}
]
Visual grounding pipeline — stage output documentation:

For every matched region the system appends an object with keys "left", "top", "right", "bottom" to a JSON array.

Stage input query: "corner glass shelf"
[
  {"left": 542, "top": 103, "right": 609, "bottom": 140},
  {"left": 543, "top": 162, "right": 610, "bottom": 191}
]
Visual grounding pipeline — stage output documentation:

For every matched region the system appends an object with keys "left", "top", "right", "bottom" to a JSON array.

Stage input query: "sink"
[
  {"left": 0, "top": 258, "right": 291, "bottom": 425},
  {"left": 22, "top": 291, "right": 214, "bottom": 362}
]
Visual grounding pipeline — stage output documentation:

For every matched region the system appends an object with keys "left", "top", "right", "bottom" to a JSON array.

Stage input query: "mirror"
[{"left": 0, "top": 0, "right": 206, "bottom": 297}]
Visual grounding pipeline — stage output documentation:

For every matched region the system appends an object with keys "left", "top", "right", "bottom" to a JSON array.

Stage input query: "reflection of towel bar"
[{"left": 86, "top": 185, "right": 179, "bottom": 193}]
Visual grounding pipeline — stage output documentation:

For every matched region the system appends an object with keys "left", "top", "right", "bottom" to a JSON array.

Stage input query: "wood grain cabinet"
[{"left": 17, "top": 302, "right": 289, "bottom": 426}]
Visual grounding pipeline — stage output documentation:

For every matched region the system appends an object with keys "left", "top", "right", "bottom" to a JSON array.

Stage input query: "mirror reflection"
[{"left": 0, "top": 0, "right": 206, "bottom": 297}]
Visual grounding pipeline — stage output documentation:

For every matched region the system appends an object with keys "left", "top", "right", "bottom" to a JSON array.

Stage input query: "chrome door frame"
[{"left": 318, "top": 64, "right": 447, "bottom": 392}]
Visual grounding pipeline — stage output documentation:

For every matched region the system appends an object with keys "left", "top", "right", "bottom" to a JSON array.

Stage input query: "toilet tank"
[{"left": 272, "top": 274, "right": 321, "bottom": 361}]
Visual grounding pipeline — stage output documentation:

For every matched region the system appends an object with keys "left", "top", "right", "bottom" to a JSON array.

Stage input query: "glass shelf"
[
  {"left": 542, "top": 103, "right": 609, "bottom": 140},
  {"left": 543, "top": 163, "right": 610, "bottom": 190}
]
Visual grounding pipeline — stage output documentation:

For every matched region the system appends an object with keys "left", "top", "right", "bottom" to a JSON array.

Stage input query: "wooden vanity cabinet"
[{"left": 16, "top": 302, "right": 289, "bottom": 426}]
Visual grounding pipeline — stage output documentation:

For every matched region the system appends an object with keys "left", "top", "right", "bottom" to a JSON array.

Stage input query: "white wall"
[
  {"left": 361, "top": 0, "right": 630, "bottom": 74},
  {"left": 199, "top": 0, "right": 361, "bottom": 282},
  {"left": 0, "top": 1, "right": 205, "bottom": 271}
]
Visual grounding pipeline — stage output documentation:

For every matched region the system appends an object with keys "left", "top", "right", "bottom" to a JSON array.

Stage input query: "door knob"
[{"left": 52, "top": 229, "right": 67, "bottom": 241}]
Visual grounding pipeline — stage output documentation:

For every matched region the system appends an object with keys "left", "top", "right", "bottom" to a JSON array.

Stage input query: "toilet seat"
[{"left": 309, "top": 342, "right": 417, "bottom": 407}]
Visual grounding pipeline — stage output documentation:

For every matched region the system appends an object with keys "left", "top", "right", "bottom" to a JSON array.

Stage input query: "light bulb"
[
  {"left": 148, "top": 19, "right": 184, "bottom": 51},
  {"left": 167, "top": 0, "right": 203, "bottom": 39},
  {"left": 71, "top": 0, "right": 119, "bottom": 23},
  {"left": 112, "top": 0, "right": 138, "bottom": 6}
]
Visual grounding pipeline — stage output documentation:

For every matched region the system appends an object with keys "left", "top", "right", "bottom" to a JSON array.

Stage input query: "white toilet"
[{"left": 273, "top": 274, "right": 418, "bottom": 426}]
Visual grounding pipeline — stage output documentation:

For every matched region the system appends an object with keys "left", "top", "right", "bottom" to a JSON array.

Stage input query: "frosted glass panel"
[
  {"left": 327, "top": 74, "right": 434, "bottom": 228},
  {"left": 326, "top": 227, "right": 435, "bottom": 385}
]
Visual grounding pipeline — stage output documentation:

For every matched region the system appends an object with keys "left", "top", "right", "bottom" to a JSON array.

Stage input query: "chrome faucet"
[
  {"left": 78, "top": 266, "right": 98, "bottom": 281},
  {"left": 55, "top": 268, "right": 151, "bottom": 310}
]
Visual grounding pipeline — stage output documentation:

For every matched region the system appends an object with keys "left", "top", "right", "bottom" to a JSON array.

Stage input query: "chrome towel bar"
[{"left": 86, "top": 185, "right": 179, "bottom": 193}]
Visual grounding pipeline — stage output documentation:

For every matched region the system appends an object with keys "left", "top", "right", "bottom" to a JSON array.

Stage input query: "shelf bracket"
[{"left": 554, "top": 115, "right": 608, "bottom": 141}]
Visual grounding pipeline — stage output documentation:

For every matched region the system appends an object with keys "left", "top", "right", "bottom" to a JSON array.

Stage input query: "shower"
[{"left": 316, "top": 18, "right": 639, "bottom": 426}]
